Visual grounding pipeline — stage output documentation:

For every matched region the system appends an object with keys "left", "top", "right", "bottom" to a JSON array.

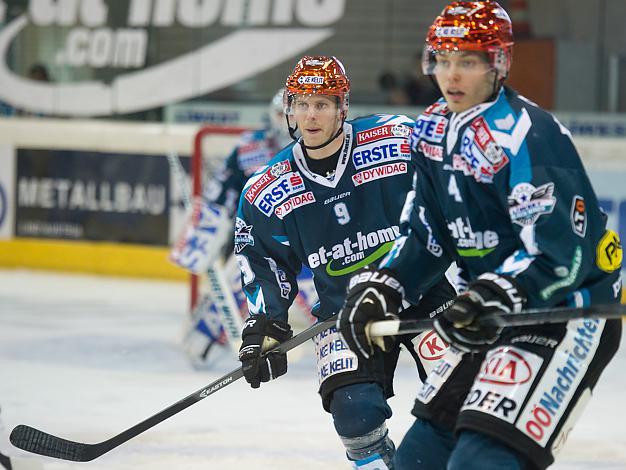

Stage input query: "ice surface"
[{"left": 0, "top": 269, "right": 624, "bottom": 469}]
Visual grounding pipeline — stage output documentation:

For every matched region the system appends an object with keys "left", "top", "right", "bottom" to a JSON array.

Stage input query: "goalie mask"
[
  {"left": 267, "top": 88, "right": 291, "bottom": 148},
  {"left": 422, "top": 1, "right": 514, "bottom": 83},
  {"left": 284, "top": 56, "right": 350, "bottom": 149}
]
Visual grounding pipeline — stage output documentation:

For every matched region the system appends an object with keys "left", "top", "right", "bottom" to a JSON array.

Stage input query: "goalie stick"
[
  {"left": 204, "top": 256, "right": 244, "bottom": 352},
  {"left": 10, "top": 316, "right": 337, "bottom": 462},
  {"left": 368, "top": 302, "right": 626, "bottom": 338}
]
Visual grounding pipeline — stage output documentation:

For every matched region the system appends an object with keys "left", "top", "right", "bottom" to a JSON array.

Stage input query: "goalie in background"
[
  {"left": 337, "top": 2, "right": 622, "bottom": 469},
  {"left": 170, "top": 89, "right": 317, "bottom": 365}
]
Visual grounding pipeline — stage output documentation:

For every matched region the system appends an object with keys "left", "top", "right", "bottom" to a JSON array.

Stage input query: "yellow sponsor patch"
[{"left": 596, "top": 229, "right": 623, "bottom": 273}]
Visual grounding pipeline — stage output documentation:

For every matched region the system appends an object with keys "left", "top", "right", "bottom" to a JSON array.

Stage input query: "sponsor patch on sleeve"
[
  {"left": 274, "top": 191, "right": 316, "bottom": 219},
  {"left": 254, "top": 171, "right": 306, "bottom": 216},
  {"left": 570, "top": 196, "right": 586, "bottom": 238},
  {"left": 596, "top": 229, "right": 622, "bottom": 273},
  {"left": 244, "top": 160, "right": 292, "bottom": 204}
]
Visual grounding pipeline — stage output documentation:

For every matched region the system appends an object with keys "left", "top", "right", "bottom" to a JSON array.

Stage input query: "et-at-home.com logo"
[{"left": 0, "top": 0, "right": 345, "bottom": 116}]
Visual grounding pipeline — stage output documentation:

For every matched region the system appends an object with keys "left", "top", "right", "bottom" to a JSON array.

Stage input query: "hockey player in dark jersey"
[
  {"left": 235, "top": 56, "right": 455, "bottom": 468},
  {"left": 337, "top": 2, "right": 622, "bottom": 469}
]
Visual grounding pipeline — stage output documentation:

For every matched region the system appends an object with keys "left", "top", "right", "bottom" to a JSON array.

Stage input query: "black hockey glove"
[
  {"left": 238, "top": 315, "right": 293, "bottom": 389},
  {"left": 434, "top": 273, "right": 526, "bottom": 353},
  {"left": 337, "top": 267, "right": 404, "bottom": 360}
]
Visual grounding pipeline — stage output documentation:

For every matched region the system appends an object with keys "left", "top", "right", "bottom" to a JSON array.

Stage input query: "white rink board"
[{"left": 0, "top": 270, "right": 625, "bottom": 469}]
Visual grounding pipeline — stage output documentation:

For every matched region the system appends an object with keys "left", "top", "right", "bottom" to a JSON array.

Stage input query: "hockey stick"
[
  {"left": 368, "top": 302, "right": 626, "bottom": 338},
  {"left": 10, "top": 316, "right": 337, "bottom": 462}
]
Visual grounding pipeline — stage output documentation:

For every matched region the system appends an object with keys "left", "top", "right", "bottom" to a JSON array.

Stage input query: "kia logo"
[{"left": 479, "top": 347, "right": 532, "bottom": 385}]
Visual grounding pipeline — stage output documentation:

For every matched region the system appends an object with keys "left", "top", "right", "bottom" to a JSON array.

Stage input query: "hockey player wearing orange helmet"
[
  {"left": 236, "top": 56, "right": 457, "bottom": 468},
  {"left": 337, "top": 2, "right": 622, "bottom": 469}
]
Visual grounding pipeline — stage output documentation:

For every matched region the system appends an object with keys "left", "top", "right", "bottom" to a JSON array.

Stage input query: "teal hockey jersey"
[
  {"left": 235, "top": 114, "right": 443, "bottom": 321},
  {"left": 383, "top": 87, "right": 622, "bottom": 308}
]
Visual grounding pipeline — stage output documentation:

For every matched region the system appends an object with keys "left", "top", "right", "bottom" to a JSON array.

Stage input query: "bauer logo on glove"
[{"left": 337, "top": 267, "right": 404, "bottom": 360}]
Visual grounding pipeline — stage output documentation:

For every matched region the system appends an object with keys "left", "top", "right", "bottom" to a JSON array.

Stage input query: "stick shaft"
[
  {"left": 369, "top": 303, "right": 626, "bottom": 337},
  {"left": 10, "top": 317, "right": 336, "bottom": 461}
]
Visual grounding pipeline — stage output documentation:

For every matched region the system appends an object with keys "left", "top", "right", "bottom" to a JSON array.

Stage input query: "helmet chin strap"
[
  {"left": 288, "top": 113, "right": 346, "bottom": 151},
  {"left": 301, "top": 121, "right": 345, "bottom": 151}
]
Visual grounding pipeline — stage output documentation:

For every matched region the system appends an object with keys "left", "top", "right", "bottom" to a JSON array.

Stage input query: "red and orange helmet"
[
  {"left": 284, "top": 56, "right": 350, "bottom": 114},
  {"left": 422, "top": 1, "right": 514, "bottom": 80}
]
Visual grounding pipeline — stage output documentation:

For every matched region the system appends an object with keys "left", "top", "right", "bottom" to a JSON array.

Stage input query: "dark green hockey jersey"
[
  {"left": 382, "top": 87, "right": 622, "bottom": 308},
  {"left": 235, "top": 114, "right": 436, "bottom": 321}
]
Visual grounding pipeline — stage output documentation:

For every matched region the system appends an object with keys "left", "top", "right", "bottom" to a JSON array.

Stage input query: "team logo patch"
[
  {"left": 596, "top": 229, "right": 622, "bottom": 273},
  {"left": 244, "top": 160, "right": 292, "bottom": 203},
  {"left": 274, "top": 191, "right": 316, "bottom": 219},
  {"left": 352, "top": 140, "right": 411, "bottom": 169},
  {"left": 234, "top": 218, "right": 254, "bottom": 253},
  {"left": 570, "top": 196, "right": 587, "bottom": 238},
  {"left": 507, "top": 182, "right": 556, "bottom": 226},
  {"left": 352, "top": 162, "right": 407, "bottom": 186}
]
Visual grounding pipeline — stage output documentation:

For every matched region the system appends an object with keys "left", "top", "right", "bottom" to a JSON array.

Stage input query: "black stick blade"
[{"left": 10, "top": 425, "right": 102, "bottom": 462}]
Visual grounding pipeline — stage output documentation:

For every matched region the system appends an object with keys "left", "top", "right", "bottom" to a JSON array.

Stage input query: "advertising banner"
[
  {"left": 0, "top": 1, "right": 344, "bottom": 116},
  {"left": 16, "top": 149, "right": 170, "bottom": 245}
]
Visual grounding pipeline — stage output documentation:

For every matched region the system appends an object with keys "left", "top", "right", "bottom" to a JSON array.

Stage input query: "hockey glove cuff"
[
  {"left": 238, "top": 316, "right": 293, "bottom": 388},
  {"left": 337, "top": 267, "right": 404, "bottom": 360},
  {"left": 434, "top": 273, "right": 526, "bottom": 353}
]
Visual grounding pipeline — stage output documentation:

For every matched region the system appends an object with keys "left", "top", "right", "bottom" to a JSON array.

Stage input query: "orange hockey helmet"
[
  {"left": 422, "top": 1, "right": 514, "bottom": 80},
  {"left": 284, "top": 56, "right": 350, "bottom": 115}
]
